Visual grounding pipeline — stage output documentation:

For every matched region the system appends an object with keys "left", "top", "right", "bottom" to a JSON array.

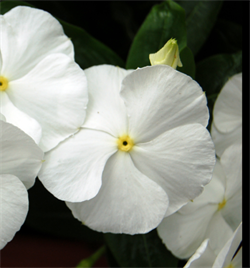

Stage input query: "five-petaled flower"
[
  {"left": 39, "top": 64, "right": 215, "bottom": 234},
  {"left": 0, "top": 6, "right": 88, "bottom": 152}
]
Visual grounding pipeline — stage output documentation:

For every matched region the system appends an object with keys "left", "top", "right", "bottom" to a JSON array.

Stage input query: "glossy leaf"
[
  {"left": 177, "top": 46, "right": 196, "bottom": 79},
  {"left": 126, "top": 1, "right": 187, "bottom": 69},
  {"left": 26, "top": 180, "right": 103, "bottom": 242},
  {"left": 177, "top": 1, "right": 223, "bottom": 56},
  {"left": 104, "top": 229, "right": 178, "bottom": 267}
]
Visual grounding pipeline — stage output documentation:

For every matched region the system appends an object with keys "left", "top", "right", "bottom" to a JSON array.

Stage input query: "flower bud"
[{"left": 149, "top": 38, "right": 183, "bottom": 69}]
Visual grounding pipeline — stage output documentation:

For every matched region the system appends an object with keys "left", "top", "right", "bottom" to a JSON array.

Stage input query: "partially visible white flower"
[
  {"left": 184, "top": 222, "right": 242, "bottom": 268},
  {"left": 157, "top": 143, "right": 242, "bottom": 259},
  {"left": 0, "top": 6, "right": 88, "bottom": 152},
  {"left": 211, "top": 73, "right": 242, "bottom": 157},
  {"left": 39, "top": 64, "right": 215, "bottom": 234},
  {"left": 0, "top": 119, "right": 44, "bottom": 249}
]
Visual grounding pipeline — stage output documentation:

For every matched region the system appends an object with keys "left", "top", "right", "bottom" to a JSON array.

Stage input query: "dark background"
[{"left": 25, "top": 1, "right": 243, "bottom": 63}]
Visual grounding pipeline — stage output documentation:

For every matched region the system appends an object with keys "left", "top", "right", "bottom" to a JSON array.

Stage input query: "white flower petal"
[
  {"left": 7, "top": 53, "right": 88, "bottom": 152},
  {"left": 213, "top": 73, "right": 242, "bottom": 133},
  {"left": 231, "top": 247, "right": 242, "bottom": 268},
  {"left": 212, "top": 222, "right": 242, "bottom": 268},
  {"left": 0, "top": 91, "right": 42, "bottom": 144},
  {"left": 120, "top": 65, "right": 209, "bottom": 143},
  {"left": 211, "top": 123, "right": 242, "bottom": 157},
  {"left": 38, "top": 129, "right": 117, "bottom": 202},
  {"left": 83, "top": 65, "right": 133, "bottom": 137},
  {"left": 0, "top": 120, "right": 44, "bottom": 189},
  {"left": 184, "top": 239, "right": 216, "bottom": 268},
  {"left": 131, "top": 123, "right": 215, "bottom": 216},
  {"left": 179, "top": 160, "right": 225, "bottom": 215},
  {"left": 205, "top": 211, "right": 233, "bottom": 255},
  {"left": 157, "top": 204, "right": 217, "bottom": 259},
  {"left": 66, "top": 151, "right": 169, "bottom": 234},
  {"left": 221, "top": 189, "right": 242, "bottom": 231},
  {"left": 0, "top": 174, "right": 28, "bottom": 250},
  {"left": 0, "top": 113, "right": 6, "bottom": 121},
  {"left": 1, "top": 6, "right": 74, "bottom": 80},
  {"left": 221, "top": 144, "right": 242, "bottom": 199}
]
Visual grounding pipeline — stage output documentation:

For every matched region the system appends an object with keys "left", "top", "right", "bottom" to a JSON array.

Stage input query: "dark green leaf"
[
  {"left": 196, "top": 51, "right": 242, "bottom": 130},
  {"left": 0, "top": 0, "right": 33, "bottom": 13},
  {"left": 0, "top": 1, "right": 125, "bottom": 69},
  {"left": 104, "top": 229, "right": 178, "bottom": 267},
  {"left": 25, "top": 180, "right": 103, "bottom": 242},
  {"left": 213, "top": 19, "right": 242, "bottom": 54},
  {"left": 60, "top": 20, "right": 125, "bottom": 69},
  {"left": 126, "top": 1, "right": 187, "bottom": 69},
  {"left": 176, "top": 1, "right": 223, "bottom": 56},
  {"left": 177, "top": 46, "right": 196, "bottom": 79}
]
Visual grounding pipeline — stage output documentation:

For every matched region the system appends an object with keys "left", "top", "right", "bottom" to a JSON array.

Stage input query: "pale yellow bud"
[{"left": 149, "top": 38, "right": 183, "bottom": 69}]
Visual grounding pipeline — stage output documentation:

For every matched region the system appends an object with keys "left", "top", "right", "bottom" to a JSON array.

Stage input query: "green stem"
[{"left": 76, "top": 246, "right": 106, "bottom": 268}]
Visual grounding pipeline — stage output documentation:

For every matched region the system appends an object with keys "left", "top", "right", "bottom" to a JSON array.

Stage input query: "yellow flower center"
[
  {"left": 0, "top": 76, "right": 9, "bottom": 91},
  {"left": 218, "top": 198, "right": 227, "bottom": 210},
  {"left": 224, "top": 264, "right": 234, "bottom": 268},
  {"left": 117, "top": 135, "right": 134, "bottom": 152}
]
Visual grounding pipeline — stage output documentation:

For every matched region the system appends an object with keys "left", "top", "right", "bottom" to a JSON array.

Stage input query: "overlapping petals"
[
  {"left": 157, "top": 144, "right": 242, "bottom": 259},
  {"left": 0, "top": 174, "right": 28, "bottom": 249},
  {"left": 184, "top": 222, "right": 242, "bottom": 268},
  {"left": 7, "top": 53, "right": 88, "bottom": 151},
  {"left": 131, "top": 124, "right": 215, "bottom": 217},
  {"left": 66, "top": 152, "right": 169, "bottom": 234},
  {"left": 39, "top": 64, "right": 215, "bottom": 234},
  {"left": 0, "top": 120, "right": 44, "bottom": 189},
  {"left": 0, "top": 120, "right": 44, "bottom": 249},
  {"left": 1, "top": 6, "right": 74, "bottom": 80},
  {"left": 120, "top": 65, "right": 208, "bottom": 143},
  {"left": 0, "top": 6, "right": 88, "bottom": 152},
  {"left": 39, "top": 129, "right": 117, "bottom": 202},
  {"left": 211, "top": 73, "right": 242, "bottom": 157}
]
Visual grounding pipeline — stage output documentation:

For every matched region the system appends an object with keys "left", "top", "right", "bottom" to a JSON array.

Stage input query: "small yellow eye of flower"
[
  {"left": 117, "top": 135, "right": 134, "bottom": 152},
  {"left": 224, "top": 264, "right": 234, "bottom": 268},
  {"left": 0, "top": 76, "right": 9, "bottom": 91},
  {"left": 218, "top": 198, "right": 227, "bottom": 210}
]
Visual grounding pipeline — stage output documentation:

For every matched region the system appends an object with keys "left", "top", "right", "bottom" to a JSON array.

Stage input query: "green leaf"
[
  {"left": 176, "top": 1, "right": 223, "bottom": 56},
  {"left": 60, "top": 20, "right": 125, "bottom": 69},
  {"left": 76, "top": 246, "right": 106, "bottom": 268},
  {"left": 177, "top": 46, "right": 196, "bottom": 79},
  {"left": 25, "top": 180, "right": 103, "bottom": 243},
  {"left": 213, "top": 19, "right": 242, "bottom": 54},
  {"left": 126, "top": 0, "right": 187, "bottom": 69},
  {"left": 0, "top": 0, "right": 33, "bottom": 13},
  {"left": 0, "top": 1, "right": 125, "bottom": 69},
  {"left": 195, "top": 51, "right": 242, "bottom": 130},
  {"left": 104, "top": 229, "right": 178, "bottom": 267}
]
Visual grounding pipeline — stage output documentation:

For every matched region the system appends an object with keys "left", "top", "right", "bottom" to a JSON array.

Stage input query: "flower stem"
[{"left": 76, "top": 245, "right": 106, "bottom": 268}]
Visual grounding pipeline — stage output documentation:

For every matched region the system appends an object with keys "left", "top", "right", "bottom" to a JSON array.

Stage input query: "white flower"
[
  {"left": 0, "top": 119, "right": 44, "bottom": 249},
  {"left": 157, "top": 143, "right": 242, "bottom": 259},
  {"left": 38, "top": 64, "right": 215, "bottom": 234},
  {"left": 184, "top": 222, "right": 242, "bottom": 268},
  {"left": 0, "top": 6, "right": 88, "bottom": 152},
  {"left": 211, "top": 73, "right": 242, "bottom": 157}
]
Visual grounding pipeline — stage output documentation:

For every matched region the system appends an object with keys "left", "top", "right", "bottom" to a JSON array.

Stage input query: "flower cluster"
[
  {"left": 157, "top": 73, "right": 242, "bottom": 264},
  {"left": 1, "top": 6, "right": 241, "bottom": 267}
]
